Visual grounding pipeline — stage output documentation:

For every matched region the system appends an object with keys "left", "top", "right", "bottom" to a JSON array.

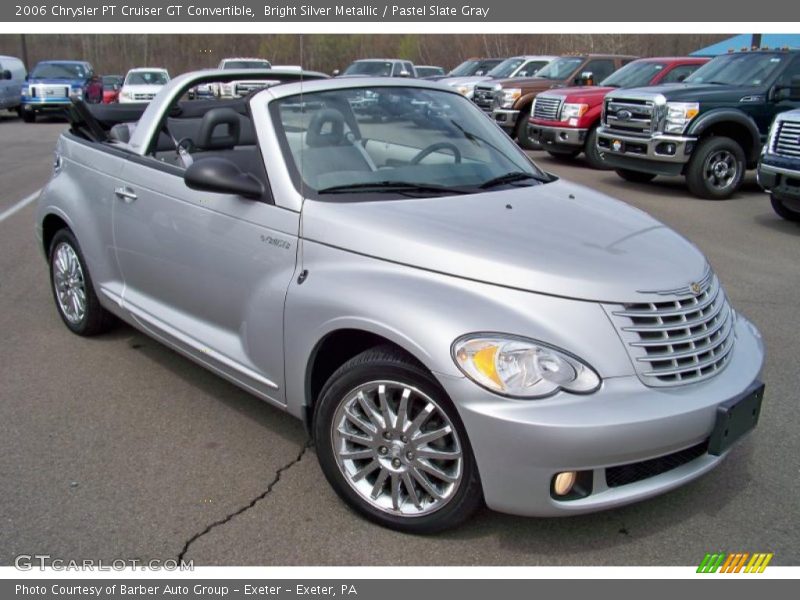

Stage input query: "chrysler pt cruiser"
[{"left": 35, "top": 70, "right": 765, "bottom": 532}]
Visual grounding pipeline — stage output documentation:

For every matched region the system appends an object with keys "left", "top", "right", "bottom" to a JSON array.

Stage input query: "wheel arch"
[
  {"left": 687, "top": 110, "right": 762, "bottom": 166},
  {"left": 41, "top": 212, "right": 72, "bottom": 257}
]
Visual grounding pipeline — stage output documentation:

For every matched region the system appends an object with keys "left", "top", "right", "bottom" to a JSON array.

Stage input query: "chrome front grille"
[
  {"left": 533, "top": 96, "right": 562, "bottom": 121},
  {"left": 603, "top": 98, "right": 656, "bottom": 135},
  {"left": 773, "top": 120, "right": 800, "bottom": 158},
  {"left": 32, "top": 85, "right": 70, "bottom": 99},
  {"left": 472, "top": 86, "right": 496, "bottom": 113},
  {"left": 235, "top": 81, "right": 275, "bottom": 96},
  {"left": 604, "top": 270, "right": 736, "bottom": 387}
]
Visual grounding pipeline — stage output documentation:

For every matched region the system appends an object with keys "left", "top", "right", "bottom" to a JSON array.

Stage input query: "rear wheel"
[
  {"left": 583, "top": 126, "right": 609, "bottom": 170},
  {"left": 770, "top": 195, "right": 800, "bottom": 221},
  {"left": 313, "top": 345, "right": 483, "bottom": 533},
  {"left": 615, "top": 169, "right": 656, "bottom": 183},
  {"left": 685, "top": 136, "right": 745, "bottom": 200},
  {"left": 48, "top": 229, "right": 115, "bottom": 336}
]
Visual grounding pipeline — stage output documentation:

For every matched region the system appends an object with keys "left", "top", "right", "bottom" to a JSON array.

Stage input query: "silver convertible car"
[{"left": 35, "top": 70, "right": 765, "bottom": 532}]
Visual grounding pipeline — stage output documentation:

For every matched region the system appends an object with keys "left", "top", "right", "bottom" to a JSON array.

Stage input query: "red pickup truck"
[{"left": 528, "top": 57, "right": 709, "bottom": 168}]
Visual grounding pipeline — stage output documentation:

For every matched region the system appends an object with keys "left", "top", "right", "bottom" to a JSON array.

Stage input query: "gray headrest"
[
  {"left": 307, "top": 109, "right": 346, "bottom": 147},
  {"left": 196, "top": 107, "right": 241, "bottom": 150}
]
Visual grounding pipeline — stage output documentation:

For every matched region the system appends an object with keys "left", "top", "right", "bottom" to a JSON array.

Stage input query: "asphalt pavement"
[{"left": 1, "top": 116, "right": 798, "bottom": 566}]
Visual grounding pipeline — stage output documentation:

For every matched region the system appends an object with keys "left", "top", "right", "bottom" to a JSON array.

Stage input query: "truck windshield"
[
  {"left": 685, "top": 53, "right": 788, "bottom": 86},
  {"left": 223, "top": 60, "right": 271, "bottom": 69},
  {"left": 487, "top": 58, "right": 526, "bottom": 78},
  {"left": 534, "top": 57, "right": 584, "bottom": 80},
  {"left": 126, "top": 71, "right": 169, "bottom": 85},
  {"left": 270, "top": 86, "right": 548, "bottom": 199},
  {"left": 447, "top": 59, "right": 502, "bottom": 77},
  {"left": 601, "top": 61, "right": 667, "bottom": 87},
  {"left": 30, "top": 62, "right": 86, "bottom": 79},
  {"left": 344, "top": 62, "right": 394, "bottom": 76}
]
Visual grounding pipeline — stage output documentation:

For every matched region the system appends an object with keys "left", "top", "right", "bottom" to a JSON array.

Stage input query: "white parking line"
[{"left": 0, "top": 189, "right": 41, "bottom": 224}]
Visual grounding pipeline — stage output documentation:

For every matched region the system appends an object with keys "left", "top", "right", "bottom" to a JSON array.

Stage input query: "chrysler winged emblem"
[{"left": 690, "top": 282, "right": 702, "bottom": 295}]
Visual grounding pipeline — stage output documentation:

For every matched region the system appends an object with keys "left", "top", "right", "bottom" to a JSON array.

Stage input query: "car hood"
[
  {"left": 440, "top": 76, "right": 490, "bottom": 87},
  {"left": 301, "top": 179, "right": 708, "bottom": 302},
  {"left": 540, "top": 85, "right": 615, "bottom": 103},
  {"left": 613, "top": 82, "right": 763, "bottom": 103},
  {"left": 484, "top": 76, "right": 565, "bottom": 92},
  {"left": 28, "top": 77, "right": 84, "bottom": 85}
]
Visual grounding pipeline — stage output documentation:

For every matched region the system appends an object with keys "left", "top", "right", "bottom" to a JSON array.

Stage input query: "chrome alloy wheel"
[
  {"left": 331, "top": 381, "right": 463, "bottom": 517},
  {"left": 704, "top": 149, "right": 739, "bottom": 191},
  {"left": 52, "top": 242, "right": 87, "bottom": 325}
]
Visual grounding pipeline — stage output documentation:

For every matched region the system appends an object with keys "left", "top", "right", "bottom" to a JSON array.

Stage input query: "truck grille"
[
  {"left": 235, "top": 81, "right": 275, "bottom": 97},
  {"left": 603, "top": 97, "right": 656, "bottom": 135},
  {"left": 472, "top": 86, "right": 496, "bottom": 113},
  {"left": 31, "top": 85, "right": 70, "bottom": 99},
  {"left": 533, "top": 96, "right": 562, "bottom": 121},
  {"left": 773, "top": 119, "right": 800, "bottom": 158},
  {"left": 604, "top": 269, "right": 735, "bottom": 387}
]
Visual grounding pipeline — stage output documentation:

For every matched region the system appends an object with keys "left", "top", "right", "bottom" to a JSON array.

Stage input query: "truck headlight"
[
  {"left": 452, "top": 334, "right": 601, "bottom": 398},
  {"left": 500, "top": 88, "right": 522, "bottom": 109},
  {"left": 21, "top": 85, "right": 30, "bottom": 96},
  {"left": 456, "top": 84, "right": 475, "bottom": 97},
  {"left": 763, "top": 120, "right": 780, "bottom": 155},
  {"left": 561, "top": 103, "right": 589, "bottom": 122},
  {"left": 71, "top": 87, "right": 83, "bottom": 99},
  {"left": 665, "top": 102, "right": 699, "bottom": 134}
]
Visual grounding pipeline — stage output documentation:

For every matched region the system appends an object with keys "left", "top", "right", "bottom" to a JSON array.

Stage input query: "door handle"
[{"left": 114, "top": 187, "right": 138, "bottom": 203}]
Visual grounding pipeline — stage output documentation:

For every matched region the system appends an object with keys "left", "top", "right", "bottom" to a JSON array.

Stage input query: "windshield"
[
  {"left": 223, "top": 60, "right": 271, "bottom": 69},
  {"left": 487, "top": 58, "right": 526, "bottom": 78},
  {"left": 685, "top": 53, "right": 787, "bottom": 86},
  {"left": 447, "top": 59, "right": 502, "bottom": 77},
  {"left": 102, "top": 76, "right": 122, "bottom": 90},
  {"left": 344, "top": 61, "right": 395, "bottom": 77},
  {"left": 416, "top": 67, "right": 444, "bottom": 77},
  {"left": 601, "top": 61, "right": 667, "bottom": 87},
  {"left": 534, "top": 57, "right": 584, "bottom": 80},
  {"left": 270, "top": 86, "right": 547, "bottom": 199},
  {"left": 30, "top": 62, "right": 86, "bottom": 80},
  {"left": 125, "top": 71, "right": 169, "bottom": 85}
]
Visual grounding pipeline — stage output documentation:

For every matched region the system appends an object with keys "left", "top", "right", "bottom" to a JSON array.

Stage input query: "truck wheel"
[
  {"left": 48, "top": 229, "right": 115, "bottom": 336},
  {"left": 313, "top": 345, "right": 483, "bottom": 533},
  {"left": 770, "top": 195, "right": 800, "bottom": 221},
  {"left": 686, "top": 136, "right": 745, "bottom": 200},
  {"left": 516, "top": 107, "right": 541, "bottom": 150},
  {"left": 615, "top": 169, "right": 656, "bottom": 183},
  {"left": 584, "top": 127, "right": 609, "bottom": 170},
  {"left": 21, "top": 109, "right": 36, "bottom": 123},
  {"left": 546, "top": 149, "right": 580, "bottom": 160}
]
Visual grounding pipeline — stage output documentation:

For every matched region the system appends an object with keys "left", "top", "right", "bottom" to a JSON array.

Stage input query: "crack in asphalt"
[{"left": 177, "top": 440, "right": 312, "bottom": 562}]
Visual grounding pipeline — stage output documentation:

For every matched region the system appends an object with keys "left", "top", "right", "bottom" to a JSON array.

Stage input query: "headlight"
[
  {"left": 500, "top": 88, "right": 522, "bottom": 108},
  {"left": 763, "top": 120, "right": 780, "bottom": 155},
  {"left": 456, "top": 84, "right": 474, "bottom": 97},
  {"left": 452, "top": 334, "right": 601, "bottom": 398},
  {"left": 120, "top": 90, "right": 131, "bottom": 99},
  {"left": 561, "top": 103, "right": 589, "bottom": 121},
  {"left": 664, "top": 102, "right": 699, "bottom": 134},
  {"left": 21, "top": 85, "right": 30, "bottom": 96},
  {"left": 71, "top": 87, "right": 83, "bottom": 98}
]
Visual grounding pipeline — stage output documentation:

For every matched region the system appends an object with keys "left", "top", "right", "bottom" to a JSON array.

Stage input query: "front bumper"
[
  {"left": 437, "top": 316, "right": 764, "bottom": 517},
  {"left": 529, "top": 124, "right": 588, "bottom": 148},
  {"left": 492, "top": 108, "right": 520, "bottom": 130},
  {"left": 597, "top": 128, "right": 695, "bottom": 176},
  {"left": 758, "top": 156, "right": 800, "bottom": 203},
  {"left": 21, "top": 97, "right": 72, "bottom": 111}
]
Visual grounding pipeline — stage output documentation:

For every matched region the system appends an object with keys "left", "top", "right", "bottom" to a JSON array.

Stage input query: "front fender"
[
  {"left": 282, "top": 241, "right": 635, "bottom": 419},
  {"left": 686, "top": 109, "right": 762, "bottom": 162}
]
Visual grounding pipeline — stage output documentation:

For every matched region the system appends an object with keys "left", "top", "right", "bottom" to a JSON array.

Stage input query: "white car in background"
[
  {"left": 215, "top": 57, "right": 274, "bottom": 98},
  {"left": 118, "top": 68, "right": 170, "bottom": 103}
]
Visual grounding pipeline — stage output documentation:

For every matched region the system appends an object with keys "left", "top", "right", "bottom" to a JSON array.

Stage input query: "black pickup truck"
[
  {"left": 596, "top": 49, "right": 800, "bottom": 199},
  {"left": 758, "top": 108, "right": 800, "bottom": 220}
]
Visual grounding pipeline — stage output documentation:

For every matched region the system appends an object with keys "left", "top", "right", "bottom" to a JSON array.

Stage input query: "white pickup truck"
[{"left": 214, "top": 57, "right": 276, "bottom": 98}]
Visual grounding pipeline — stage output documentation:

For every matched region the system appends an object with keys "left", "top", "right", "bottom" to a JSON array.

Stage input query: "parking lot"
[{"left": 1, "top": 115, "right": 798, "bottom": 566}]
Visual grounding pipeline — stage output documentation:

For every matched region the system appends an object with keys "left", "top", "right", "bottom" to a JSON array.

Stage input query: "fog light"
[{"left": 553, "top": 471, "right": 577, "bottom": 496}]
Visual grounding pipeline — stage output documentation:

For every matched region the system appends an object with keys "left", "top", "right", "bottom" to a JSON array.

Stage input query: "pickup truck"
[
  {"left": 215, "top": 57, "right": 273, "bottom": 98},
  {"left": 529, "top": 57, "right": 708, "bottom": 168},
  {"left": 440, "top": 55, "right": 557, "bottom": 100},
  {"left": 473, "top": 54, "right": 637, "bottom": 149},
  {"left": 35, "top": 69, "right": 765, "bottom": 533},
  {"left": 597, "top": 49, "right": 800, "bottom": 199},
  {"left": 20, "top": 60, "right": 95, "bottom": 122},
  {"left": 338, "top": 58, "right": 417, "bottom": 78},
  {"left": 758, "top": 107, "right": 800, "bottom": 220}
]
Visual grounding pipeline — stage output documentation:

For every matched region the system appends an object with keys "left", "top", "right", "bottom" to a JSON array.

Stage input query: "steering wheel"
[{"left": 410, "top": 142, "right": 462, "bottom": 165}]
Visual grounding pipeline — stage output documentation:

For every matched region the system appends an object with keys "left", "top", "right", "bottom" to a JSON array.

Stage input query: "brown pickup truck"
[{"left": 472, "top": 54, "right": 637, "bottom": 149}]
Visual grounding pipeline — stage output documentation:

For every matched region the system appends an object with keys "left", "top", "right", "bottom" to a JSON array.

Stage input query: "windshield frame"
[
  {"left": 684, "top": 52, "right": 789, "bottom": 86},
  {"left": 265, "top": 83, "right": 550, "bottom": 202}
]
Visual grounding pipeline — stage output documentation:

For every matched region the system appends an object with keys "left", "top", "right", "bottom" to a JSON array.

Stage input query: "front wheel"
[
  {"left": 615, "top": 169, "right": 656, "bottom": 183},
  {"left": 21, "top": 108, "right": 36, "bottom": 123},
  {"left": 313, "top": 345, "right": 483, "bottom": 533},
  {"left": 546, "top": 149, "right": 580, "bottom": 161},
  {"left": 771, "top": 195, "right": 800, "bottom": 221},
  {"left": 685, "top": 136, "right": 745, "bottom": 200},
  {"left": 515, "top": 107, "right": 541, "bottom": 151},
  {"left": 583, "top": 127, "right": 609, "bottom": 170}
]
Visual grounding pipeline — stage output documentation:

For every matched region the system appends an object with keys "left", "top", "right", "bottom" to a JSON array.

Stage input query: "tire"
[
  {"left": 313, "top": 345, "right": 483, "bottom": 533},
  {"left": 583, "top": 126, "right": 609, "bottom": 170},
  {"left": 615, "top": 169, "right": 657, "bottom": 183},
  {"left": 21, "top": 109, "right": 36, "bottom": 123},
  {"left": 546, "top": 149, "right": 580, "bottom": 161},
  {"left": 771, "top": 195, "right": 800, "bottom": 221},
  {"left": 685, "top": 136, "right": 746, "bottom": 200},
  {"left": 48, "top": 229, "right": 115, "bottom": 336},
  {"left": 515, "top": 107, "right": 541, "bottom": 150}
]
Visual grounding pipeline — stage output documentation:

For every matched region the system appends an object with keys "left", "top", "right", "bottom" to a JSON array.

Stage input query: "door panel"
[{"left": 112, "top": 159, "right": 300, "bottom": 404}]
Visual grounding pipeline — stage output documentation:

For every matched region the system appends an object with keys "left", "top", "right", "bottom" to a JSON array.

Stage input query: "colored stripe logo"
[{"left": 697, "top": 552, "right": 773, "bottom": 573}]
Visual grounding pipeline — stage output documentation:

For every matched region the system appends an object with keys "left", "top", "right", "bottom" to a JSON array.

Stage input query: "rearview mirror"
[
  {"left": 184, "top": 158, "right": 264, "bottom": 199},
  {"left": 2, "top": 69, "right": 11, "bottom": 80}
]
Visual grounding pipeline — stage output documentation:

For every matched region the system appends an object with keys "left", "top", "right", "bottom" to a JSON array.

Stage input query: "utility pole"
[
  {"left": 751, "top": 34, "right": 762, "bottom": 48},
  {"left": 19, "top": 34, "right": 29, "bottom": 69}
]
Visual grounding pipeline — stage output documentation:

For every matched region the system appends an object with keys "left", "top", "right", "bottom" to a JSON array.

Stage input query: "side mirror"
[
  {"left": 575, "top": 71, "right": 594, "bottom": 86},
  {"left": 785, "top": 75, "right": 800, "bottom": 101},
  {"left": 475, "top": 69, "right": 485, "bottom": 76},
  {"left": 184, "top": 158, "right": 264, "bottom": 200},
  {"left": 1, "top": 69, "right": 11, "bottom": 80},
  {"left": 332, "top": 69, "right": 340, "bottom": 77}
]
